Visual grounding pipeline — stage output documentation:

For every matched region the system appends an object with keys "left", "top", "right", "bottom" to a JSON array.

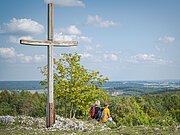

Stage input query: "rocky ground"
[
  {"left": 0, "top": 115, "right": 179, "bottom": 135},
  {"left": 0, "top": 115, "right": 112, "bottom": 134}
]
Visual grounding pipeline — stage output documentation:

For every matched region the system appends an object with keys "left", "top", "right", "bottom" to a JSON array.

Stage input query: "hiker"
[
  {"left": 90, "top": 100, "right": 101, "bottom": 121},
  {"left": 101, "top": 102, "right": 112, "bottom": 123}
]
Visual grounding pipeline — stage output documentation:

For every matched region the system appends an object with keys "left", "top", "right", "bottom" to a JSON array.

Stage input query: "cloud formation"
[
  {"left": 78, "top": 46, "right": 172, "bottom": 66},
  {"left": 54, "top": 25, "right": 92, "bottom": 44},
  {"left": 78, "top": 45, "right": 120, "bottom": 63},
  {"left": 0, "top": 47, "right": 46, "bottom": 63},
  {"left": 60, "top": 25, "right": 81, "bottom": 35},
  {"left": 79, "top": 52, "right": 93, "bottom": 59},
  {"left": 103, "top": 53, "right": 118, "bottom": 62},
  {"left": 44, "top": 0, "right": 85, "bottom": 7},
  {"left": 0, "top": 18, "right": 44, "bottom": 35},
  {"left": 78, "top": 44, "right": 170, "bottom": 65},
  {"left": 158, "top": 36, "right": 175, "bottom": 44},
  {"left": 129, "top": 53, "right": 169, "bottom": 64},
  {"left": 0, "top": 47, "right": 16, "bottom": 59},
  {"left": 54, "top": 33, "right": 91, "bottom": 43},
  {"left": 9, "top": 36, "right": 33, "bottom": 44},
  {"left": 87, "top": 15, "right": 117, "bottom": 28}
]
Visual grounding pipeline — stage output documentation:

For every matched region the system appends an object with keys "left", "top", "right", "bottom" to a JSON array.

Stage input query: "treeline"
[
  {"left": 108, "top": 86, "right": 180, "bottom": 96},
  {"left": 0, "top": 90, "right": 179, "bottom": 127},
  {"left": 0, "top": 90, "right": 46, "bottom": 117},
  {"left": 109, "top": 91, "right": 180, "bottom": 126}
]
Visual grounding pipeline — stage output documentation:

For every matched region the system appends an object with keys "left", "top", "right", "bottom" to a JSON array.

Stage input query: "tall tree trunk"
[
  {"left": 69, "top": 103, "right": 73, "bottom": 118},
  {"left": 64, "top": 98, "right": 67, "bottom": 118},
  {"left": 73, "top": 109, "right": 76, "bottom": 118}
]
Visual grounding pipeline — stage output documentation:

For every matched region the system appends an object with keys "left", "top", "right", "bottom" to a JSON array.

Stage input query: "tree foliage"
[
  {"left": 0, "top": 90, "right": 179, "bottom": 126},
  {"left": 109, "top": 91, "right": 180, "bottom": 126},
  {"left": 0, "top": 90, "right": 46, "bottom": 117},
  {"left": 41, "top": 53, "right": 109, "bottom": 118}
]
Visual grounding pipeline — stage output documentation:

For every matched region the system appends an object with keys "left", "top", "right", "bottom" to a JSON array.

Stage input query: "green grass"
[{"left": 0, "top": 124, "right": 179, "bottom": 135}]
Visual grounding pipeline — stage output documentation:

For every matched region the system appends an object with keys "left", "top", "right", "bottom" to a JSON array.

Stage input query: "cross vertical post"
[
  {"left": 20, "top": 2, "right": 78, "bottom": 128},
  {"left": 47, "top": 3, "right": 54, "bottom": 127}
]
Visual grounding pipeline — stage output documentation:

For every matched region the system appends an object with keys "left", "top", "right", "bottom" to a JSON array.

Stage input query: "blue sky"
[{"left": 0, "top": 0, "right": 180, "bottom": 81}]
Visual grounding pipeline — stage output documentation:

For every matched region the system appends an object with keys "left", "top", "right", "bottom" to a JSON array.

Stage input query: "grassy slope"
[{"left": 0, "top": 124, "right": 179, "bottom": 135}]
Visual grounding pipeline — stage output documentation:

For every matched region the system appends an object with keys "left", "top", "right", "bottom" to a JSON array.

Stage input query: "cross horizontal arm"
[{"left": 20, "top": 39, "right": 78, "bottom": 47}]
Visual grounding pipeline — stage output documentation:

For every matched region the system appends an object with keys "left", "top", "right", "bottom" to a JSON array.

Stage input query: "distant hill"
[
  {"left": 0, "top": 81, "right": 44, "bottom": 90},
  {"left": 103, "top": 80, "right": 180, "bottom": 96},
  {"left": 0, "top": 80, "right": 180, "bottom": 96}
]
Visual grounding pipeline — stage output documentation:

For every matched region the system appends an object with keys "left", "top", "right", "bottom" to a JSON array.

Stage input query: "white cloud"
[
  {"left": 78, "top": 48, "right": 120, "bottom": 63},
  {"left": 158, "top": 36, "right": 175, "bottom": 44},
  {"left": 0, "top": 48, "right": 16, "bottom": 59},
  {"left": 77, "top": 36, "right": 92, "bottom": 43},
  {"left": 79, "top": 51, "right": 102, "bottom": 62},
  {"left": 0, "top": 47, "right": 46, "bottom": 63},
  {"left": 60, "top": 25, "right": 81, "bottom": 35},
  {"left": 129, "top": 53, "right": 169, "bottom": 64},
  {"left": 79, "top": 49, "right": 169, "bottom": 65},
  {"left": 44, "top": 0, "right": 85, "bottom": 7},
  {"left": 54, "top": 32, "right": 91, "bottom": 43},
  {"left": 96, "top": 44, "right": 102, "bottom": 48},
  {"left": 54, "top": 33, "right": 77, "bottom": 41},
  {"left": 0, "top": 18, "right": 44, "bottom": 35},
  {"left": 9, "top": 36, "right": 33, "bottom": 44},
  {"left": 79, "top": 52, "right": 93, "bottom": 59},
  {"left": 104, "top": 53, "right": 118, "bottom": 62},
  {"left": 66, "top": 25, "right": 81, "bottom": 35},
  {"left": 87, "top": 15, "right": 117, "bottom": 28},
  {"left": 84, "top": 45, "right": 93, "bottom": 51},
  {"left": 34, "top": 55, "right": 46, "bottom": 62},
  {"left": 134, "top": 54, "right": 155, "bottom": 61},
  {"left": 57, "top": 25, "right": 92, "bottom": 44},
  {"left": 16, "top": 53, "right": 33, "bottom": 63}
]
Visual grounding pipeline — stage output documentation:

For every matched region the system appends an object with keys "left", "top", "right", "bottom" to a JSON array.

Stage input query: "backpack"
[
  {"left": 90, "top": 106, "right": 95, "bottom": 119},
  {"left": 100, "top": 108, "right": 104, "bottom": 119},
  {"left": 96, "top": 108, "right": 104, "bottom": 121}
]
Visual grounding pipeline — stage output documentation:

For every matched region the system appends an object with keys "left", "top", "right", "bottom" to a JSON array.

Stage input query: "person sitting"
[
  {"left": 101, "top": 102, "right": 112, "bottom": 123},
  {"left": 94, "top": 100, "right": 101, "bottom": 121}
]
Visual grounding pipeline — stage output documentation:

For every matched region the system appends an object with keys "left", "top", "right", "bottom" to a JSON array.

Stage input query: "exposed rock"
[
  {"left": 0, "top": 115, "right": 110, "bottom": 132},
  {"left": 175, "top": 126, "right": 180, "bottom": 130},
  {"left": 0, "top": 115, "right": 15, "bottom": 124},
  {"left": 53, "top": 115, "right": 91, "bottom": 131},
  {"left": 153, "top": 127, "right": 159, "bottom": 132}
]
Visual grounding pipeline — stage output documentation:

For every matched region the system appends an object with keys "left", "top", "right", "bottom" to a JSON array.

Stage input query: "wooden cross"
[{"left": 20, "top": 3, "right": 78, "bottom": 127}]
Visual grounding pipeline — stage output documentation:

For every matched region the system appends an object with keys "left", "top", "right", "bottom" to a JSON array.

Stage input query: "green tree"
[
  {"left": 41, "top": 53, "right": 109, "bottom": 118},
  {"left": 109, "top": 96, "right": 150, "bottom": 126},
  {"left": 18, "top": 90, "right": 33, "bottom": 115},
  {"left": 0, "top": 90, "right": 10, "bottom": 103},
  {"left": 0, "top": 90, "right": 12, "bottom": 115}
]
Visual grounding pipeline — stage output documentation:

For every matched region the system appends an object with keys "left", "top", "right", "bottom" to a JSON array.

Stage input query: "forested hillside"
[
  {"left": 0, "top": 90, "right": 46, "bottom": 117},
  {"left": 0, "top": 90, "right": 179, "bottom": 127},
  {"left": 109, "top": 91, "right": 180, "bottom": 126}
]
